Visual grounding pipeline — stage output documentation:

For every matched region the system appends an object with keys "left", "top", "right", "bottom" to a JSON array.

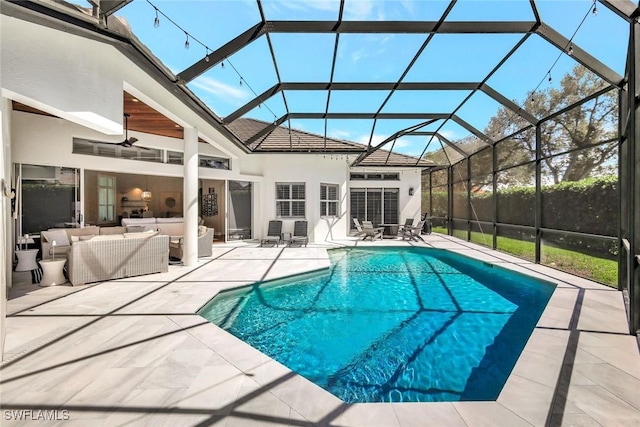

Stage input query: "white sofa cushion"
[
  {"left": 42, "top": 229, "right": 70, "bottom": 247},
  {"left": 156, "top": 222, "right": 183, "bottom": 237},
  {"left": 156, "top": 217, "right": 183, "bottom": 223}
]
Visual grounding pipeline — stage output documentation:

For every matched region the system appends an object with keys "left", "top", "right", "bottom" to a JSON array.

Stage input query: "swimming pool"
[{"left": 199, "top": 247, "right": 555, "bottom": 403}]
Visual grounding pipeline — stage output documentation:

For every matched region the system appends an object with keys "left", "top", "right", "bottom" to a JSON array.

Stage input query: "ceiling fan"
[{"left": 119, "top": 113, "right": 139, "bottom": 147}]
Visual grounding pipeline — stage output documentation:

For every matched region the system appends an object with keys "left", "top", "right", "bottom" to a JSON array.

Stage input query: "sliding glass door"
[{"left": 350, "top": 188, "right": 399, "bottom": 228}]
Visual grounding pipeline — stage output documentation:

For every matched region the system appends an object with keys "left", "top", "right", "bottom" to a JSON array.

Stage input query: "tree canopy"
[{"left": 425, "top": 65, "right": 619, "bottom": 188}]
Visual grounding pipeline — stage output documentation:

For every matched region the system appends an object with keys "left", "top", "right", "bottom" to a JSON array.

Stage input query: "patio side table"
[
  {"left": 15, "top": 249, "right": 39, "bottom": 271},
  {"left": 39, "top": 259, "right": 67, "bottom": 287}
]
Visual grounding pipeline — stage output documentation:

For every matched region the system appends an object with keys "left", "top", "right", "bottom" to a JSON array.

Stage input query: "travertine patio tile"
[
  {"left": 498, "top": 374, "right": 555, "bottom": 426},
  {"left": 453, "top": 401, "right": 533, "bottom": 426},
  {"left": 176, "top": 362, "right": 246, "bottom": 410},
  {"left": 392, "top": 402, "right": 467, "bottom": 427},
  {"left": 102, "top": 388, "right": 186, "bottom": 426},
  {"left": 336, "top": 403, "right": 401, "bottom": 427},
  {"left": 572, "top": 362, "right": 640, "bottom": 408},
  {"left": 577, "top": 290, "right": 629, "bottom": 333},
  {"left": 549, "top": 413, "right": 601, "bottom": 427},
  {"left": 563, "top": 384, "right": 640, "bottom": 426},
  {"left": 226, "top": 377, "right": 299, "bottom": 427},
  {"left": 263, "top": 259, "right": 330, "bottom": 281},
  {"left": 279, "top": 247, "right": 329, "bottom": 259},
  {"left": 63, "top": 366, "right": 155, "bottom": 419},
  {"left": 175, "top": 259, "right": 274, "bottom": 282},
  {"left": 219, "top": 247, "right": 282, "bottom": 260},
  {"left": 577, "top": 346, "right": 640, "bottom": 381},
  {"left": 577, "top": 331, "right": 640, "bottom": 355}
]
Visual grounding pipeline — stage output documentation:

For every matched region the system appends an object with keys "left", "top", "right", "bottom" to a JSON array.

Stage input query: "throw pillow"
[
  {"left": 198, "top": 225, "right": 208, "bottom": 237},
  {"left": 31, "top": 265, "right": 43, "bottom": 284},
  {"left": 79, "top": 234, "right": 95, "bottom": 241},
  {"left": 42, "top": 229, "right": 70, "bottom": 247},
  {"left": 126, "top": 226, "right": 146, "bottom": 233}
]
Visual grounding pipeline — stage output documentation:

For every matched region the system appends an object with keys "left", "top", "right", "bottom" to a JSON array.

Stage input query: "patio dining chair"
[
  {"left": 352, "top": 218, "right": 367, "bottom": 238},
  {"left": 260, "top": 220, "right": 283, "bottom": 247},
  {"left": 362, "top": 220, "right": 384, "bottom": 241},
  {"left": 401, "top": 220, "right": 425, "bottom": 242},
  {"left": 287, "top": 220, "right": 308, "bottom": 247},
  {"left": 397, "top": 218, "right": 415, "bottom": 236}
]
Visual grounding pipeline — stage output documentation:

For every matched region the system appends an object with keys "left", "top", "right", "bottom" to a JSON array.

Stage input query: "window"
[
  {"left": 350, "top": 172, "right": 400, "bottom": 181},
  {"left": 350, "top": 188, "right": 399, "bottom": 228},
  {"left": 98, "top": 175, "right": 116, "bottom": 224},
  {"left": 199, "top": 154, "right": 230, "bottom": 170},
  {"left": 320, "top": 183, "right": 339, "bottom": 217},
  {"left": 73, "top": 138, "right": 162, "bottom": 163},
  {"left": 276, "top": 183, "right": 305, "bottom": 218},
  {"left": 18, "top": 164, "right": 80, "bottom": 234}
]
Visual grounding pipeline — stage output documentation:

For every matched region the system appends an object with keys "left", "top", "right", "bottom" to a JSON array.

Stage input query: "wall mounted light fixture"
[{"left": 409, "top": 187, "right": 415, "bottom": 196}]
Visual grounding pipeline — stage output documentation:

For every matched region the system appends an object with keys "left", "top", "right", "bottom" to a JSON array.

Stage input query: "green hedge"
[
  {"left": 427, "top": 175, "right": 617, "bottom": 235},
  {"left": 425, "top": 175, "right": 618, "bottom": 258}
]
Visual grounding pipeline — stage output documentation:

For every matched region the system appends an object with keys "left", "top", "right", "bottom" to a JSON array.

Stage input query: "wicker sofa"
[
  {"left": 40, "top": 225, "right": 126, "bottom": 259},
  {"left": 121, "top": 217, "right": 213, "bottom": 259},
  {"left": 67, "top": 232, "right": 169, "bottom": 286}
]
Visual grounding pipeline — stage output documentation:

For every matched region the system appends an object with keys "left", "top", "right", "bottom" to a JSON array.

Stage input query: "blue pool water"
[{"left": 198, "top": 247, "right": 555, "bottom": 403}]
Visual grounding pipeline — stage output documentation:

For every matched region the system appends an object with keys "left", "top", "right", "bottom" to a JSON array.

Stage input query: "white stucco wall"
[
  {"left": 260, "top": 155, "right": 423, "bottom": 242},
  {"left": 0, "top": 13, "right": 251, "bottom": 169}
]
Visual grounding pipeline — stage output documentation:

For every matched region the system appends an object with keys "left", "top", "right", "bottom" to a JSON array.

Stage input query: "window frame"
[
  {"left": 320, "top": 183, "right": 340, "bottom": 217},
  {"left": 275, "top": 182, "right": 306, "bottom": 219},
  {"left": 97, "top": 174, "right": 116, "bottom": 224}
]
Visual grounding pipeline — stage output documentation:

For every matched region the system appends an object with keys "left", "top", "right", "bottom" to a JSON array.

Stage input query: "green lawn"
[{"left": 430, "top": 227, "right": 618, "bottom": 287}]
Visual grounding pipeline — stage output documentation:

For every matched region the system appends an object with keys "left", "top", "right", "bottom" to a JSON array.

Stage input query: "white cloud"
[
  {"left": 191, "top": 77, "right": 250, "bottom": 103},
  {"left": 344, "top": 0, "right": 374, "bottom": 20},
  {"left": 329, "top": 129, "right": 352, "bottom": 139},
  {"left": 351, "top": 48, "right": 367, "bottom": 63},
  {"left": 268, "top": 0, "right": 338, "bottom": 13},
  {"left": 400, "top": 0, "right": 415, "bottom": 14},
  {"left": 356, "top": 133, "right": 389, "bottom": 146},
  {"left": 439, "top": 129, "right": 461, "bottom": 141}
]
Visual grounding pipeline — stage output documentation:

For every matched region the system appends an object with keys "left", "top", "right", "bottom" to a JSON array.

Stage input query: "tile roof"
[{"left": 226, "top": 118, "right": 433, "bottom": 167}]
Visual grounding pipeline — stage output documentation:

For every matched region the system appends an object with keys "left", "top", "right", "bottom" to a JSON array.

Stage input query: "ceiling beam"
[
  {"left": 265, "top": 20, "right": 536, "bottom": 34},
  {"left": 245, "top": 114, "right": 289, "bottom": 146},
  {"left": 288, "top": 113, "right": 450, "bottom": 120},
  {"left": 481, "top": 84, "right": 538, "bottom": 125},
  {"left": 408, "top": 131, "right": 469, "bottom": 158},
  {"left": 451, "top": 115, "right": 492, "bottom": 143},
  {"left": 223, "top": 83, "right": 281, "bottom": 123},
  {"left": 598, "top": 0, "right": 639, "bottom": 21},
  {"left": 177, "top": 22, "right": 266, "bottom": 83},
  {"left": 177, "top": 20, "right": 536, "bottom": 84},
  {"left": 351, "top": 120, "right": 439, "bottom": 166},
  {"left": 535, "top": 22, "right": 624, "bottom": 87}
]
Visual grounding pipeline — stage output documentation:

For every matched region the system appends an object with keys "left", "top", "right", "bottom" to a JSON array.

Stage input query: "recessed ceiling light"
[{"left": 132, "top": 98, "right": 139, "bottom": 102}]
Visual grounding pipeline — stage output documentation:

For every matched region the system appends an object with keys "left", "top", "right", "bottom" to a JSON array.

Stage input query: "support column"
[
  {"left": 535, "top": 124, "right": 542, "bottom": 264},
  {"left": 630, "top": 18, "right": 640, "bottom": 335},
  {"left": 1, "top": 97, "right": 13, "bottom": 360},
  {"left": 183, "top": 126, "right": 198, "bottom": 267}
]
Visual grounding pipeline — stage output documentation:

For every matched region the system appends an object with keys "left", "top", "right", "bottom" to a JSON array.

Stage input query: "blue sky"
[{"left": 107, "top": 0, "right": 628, "bottom": 157}]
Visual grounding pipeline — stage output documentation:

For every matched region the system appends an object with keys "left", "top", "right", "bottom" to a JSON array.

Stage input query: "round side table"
[
  {"left": 15, "top": 249, "right": 39, "bottom": 271},
  {"left": 39, "top": 259, "right": 67, "bottom": 287}
]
